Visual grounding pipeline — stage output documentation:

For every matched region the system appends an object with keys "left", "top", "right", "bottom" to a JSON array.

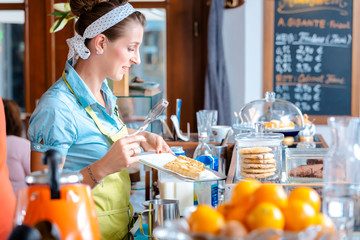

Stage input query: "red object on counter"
[{"left": 15, "top": 184, "right": 101, "bottom": 239}]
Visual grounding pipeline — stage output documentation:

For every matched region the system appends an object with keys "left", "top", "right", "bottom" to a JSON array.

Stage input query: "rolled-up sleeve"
[{"left": 28, "top": 96, "right": 78, "bottom": 157}]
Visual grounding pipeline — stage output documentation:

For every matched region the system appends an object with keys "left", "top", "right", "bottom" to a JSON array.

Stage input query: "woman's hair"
[
  {"left": 70, "top": 0, "right": 146, "bottom": 44},
  {"left": 3, "top": 99, "right": 22, "bottom": 137}
]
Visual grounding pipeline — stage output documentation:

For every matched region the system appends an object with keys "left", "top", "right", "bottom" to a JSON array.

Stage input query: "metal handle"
[
  {"left": 139, "top": 209, "right": 154, "bottom": 237},
  {"left": 42, "top": 150, "right": 62, "bottom": 199}
]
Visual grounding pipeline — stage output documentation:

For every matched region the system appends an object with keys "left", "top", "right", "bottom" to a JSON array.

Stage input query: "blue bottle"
[{"left": 170, "top": 146, "right": 185, "bottom": 156}]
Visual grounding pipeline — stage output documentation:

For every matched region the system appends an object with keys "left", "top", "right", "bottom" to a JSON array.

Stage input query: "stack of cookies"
[{"left": 239, "top": 147, "right": 277, "bottom": 179}]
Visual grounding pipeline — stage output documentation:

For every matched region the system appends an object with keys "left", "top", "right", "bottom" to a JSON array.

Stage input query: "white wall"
[
  {"left": 223, "top": 0, "right": 332, "bottom": 145},
  {"left": 223, "top": 6, "right": 245, "bottom": 123}
]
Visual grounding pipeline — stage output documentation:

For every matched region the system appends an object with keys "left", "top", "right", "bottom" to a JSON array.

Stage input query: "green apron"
[
  {"left": 93, "top": 168, "right": 133, "bottom": 239},
  {"left": 63, "top": 72, "right": 134, "bottom": 239}
]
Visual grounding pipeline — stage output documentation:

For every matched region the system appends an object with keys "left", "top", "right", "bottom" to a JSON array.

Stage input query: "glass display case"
[
  {"left": 234, "top": 92, "right": 305, "bottom": 136},
  {"left": 285, "top": 148, "right": 327, "bottom": 183},
  {"left": 116, "top": 92, "right": 163, "bottom": 134}
]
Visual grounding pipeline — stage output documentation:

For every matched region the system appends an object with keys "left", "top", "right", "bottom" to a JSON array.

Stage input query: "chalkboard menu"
[{"left": 264, "top": 0, "right": 360, "bottom": 123}]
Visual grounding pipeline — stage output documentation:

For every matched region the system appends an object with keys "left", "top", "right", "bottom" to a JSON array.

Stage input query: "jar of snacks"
[
  {"left": 286, "top": 148, "right": 328, "bottom": 183},
  {"left": 235, "top": 123, "right": 284, "bottom": 183}
]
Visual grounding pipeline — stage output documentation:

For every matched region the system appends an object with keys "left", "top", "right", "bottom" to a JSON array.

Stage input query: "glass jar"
[
  {"left": 323, "top": 117, "right": 360, "bottom": 238},
  {"left": 285, "top": 148, "right": 328, "bottom": 183},
  {"left": 235, "top": 129, "right": 284, "bottom": 183}
]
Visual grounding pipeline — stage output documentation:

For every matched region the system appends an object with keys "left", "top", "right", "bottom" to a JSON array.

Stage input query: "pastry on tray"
[
  {"left": 264, "top": 120, "right": 295, "bottom": 130},
  {"left": 164, "top": 155, "right": 205, "bottom": 179}
]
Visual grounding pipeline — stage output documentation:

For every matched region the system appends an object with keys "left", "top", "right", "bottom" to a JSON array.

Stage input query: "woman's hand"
[
  {"left": 83, "top": 132, "right": 170, "bottom": 187},
  {"left": 96, "top": 135, "right": 146, "bottom": 176},
  {"left": 140, "top": 131, "right": 171, "bottom": 154}
]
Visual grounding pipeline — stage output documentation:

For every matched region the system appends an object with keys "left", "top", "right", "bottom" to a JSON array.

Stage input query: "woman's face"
[{"left": 103, "top": 22, "right": 143, "bottom": 81}]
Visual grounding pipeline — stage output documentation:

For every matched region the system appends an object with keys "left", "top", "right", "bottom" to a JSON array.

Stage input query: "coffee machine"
[{"left": 9, "top": 150, "right": 101, "bottom": 239}]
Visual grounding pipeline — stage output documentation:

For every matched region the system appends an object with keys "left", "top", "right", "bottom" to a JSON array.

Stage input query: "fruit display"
[{"left": 187, "top": 179, "right": 336, "bottom": 239}]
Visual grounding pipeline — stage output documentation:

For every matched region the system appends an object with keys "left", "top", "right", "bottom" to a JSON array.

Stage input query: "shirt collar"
[{"left": 64, "top": 60, "right": 116, "bottom": 109}]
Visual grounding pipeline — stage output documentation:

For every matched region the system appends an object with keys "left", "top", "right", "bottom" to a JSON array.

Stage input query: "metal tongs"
[
  {"left": 127, "top": 99, "right": 169, "bottom": 137},
  {"left": 170, "top": 115, "right": 190, "bottom": 141}
]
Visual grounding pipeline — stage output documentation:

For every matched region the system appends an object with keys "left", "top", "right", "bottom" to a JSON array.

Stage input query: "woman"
[
  {"left": 28, "top": 0, "right": 171, "bottom": 239},
  {"left": 3, "top": 99, "right": 31, "bottom": 195}
]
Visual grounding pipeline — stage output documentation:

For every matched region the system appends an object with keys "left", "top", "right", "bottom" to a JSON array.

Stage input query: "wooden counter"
[{"left": 145, "top": 134, "right": 328, "bottom": 200}]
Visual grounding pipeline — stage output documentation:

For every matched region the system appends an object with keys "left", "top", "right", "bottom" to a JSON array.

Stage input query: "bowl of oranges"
[{"left": 154, "top": 179, "right": 337, "bottom": 240}]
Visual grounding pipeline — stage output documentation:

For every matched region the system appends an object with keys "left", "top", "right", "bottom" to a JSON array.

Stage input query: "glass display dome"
[{"left": 235, "top": 92, "right": 305, "bottom": 136}]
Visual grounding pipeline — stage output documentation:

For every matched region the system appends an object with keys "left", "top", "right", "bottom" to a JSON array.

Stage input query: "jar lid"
[
  {"left": 236, "top": 132, "right": 284, "bottom": 141},
  {"left": 235, "top": 132, "right": 284, "bottom": 146},
  {"left": 235, "top": 122, "right": 284, "bottom": 146}
]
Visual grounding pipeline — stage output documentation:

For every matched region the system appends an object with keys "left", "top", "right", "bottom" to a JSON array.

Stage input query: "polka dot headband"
[{"left": 66, "top": 2, "right": 136, "bottom": 65}]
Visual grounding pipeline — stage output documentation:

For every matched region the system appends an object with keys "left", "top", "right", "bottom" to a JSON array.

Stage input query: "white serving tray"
[{"left": 138, "top": 152, "right": 226, "bottom": 182}]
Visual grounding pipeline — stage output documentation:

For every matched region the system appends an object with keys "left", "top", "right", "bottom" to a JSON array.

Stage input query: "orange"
[
  {"left": 226, "top": 205, "right": 248, "bottom": 222},
  {"left": 188, "top": 205, "right": 225, "bottom": 235},
  {"left": 252, "top": 184, "right": 288, "bottom": 210},
  {"left": 231, "top": 179, "right": 261, "bottom": 210},
  {"left": 315, "top": 213, "right": 335, "bottom": 233},
  {"left": 289, "top": 187, "right": 321, "bottom": 212},
  {"left": 283, "top": 200, "right": 317, "bottom": 232},
  {"left": 217, "top": 202, "right": 232, "bottom": 219},
  {"left": 245, "top": 202, "right": 285, "bottom": 231},
  {"left": 217, "top": 203, "right": 248, "bottom": 222}
]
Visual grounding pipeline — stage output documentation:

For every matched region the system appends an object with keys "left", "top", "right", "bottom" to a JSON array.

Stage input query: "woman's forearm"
[{"left": 79, "top": 158, "right": 112, "bottom": 188}]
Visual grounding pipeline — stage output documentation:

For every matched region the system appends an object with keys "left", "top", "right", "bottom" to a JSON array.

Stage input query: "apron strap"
[
  {"left": 129, "top": 203, "right": 134, "bottom": 230},
  {"left": 84, "top": 106, "right": 127, "bottom": 144},
  {"left": 62, "top": 70, "right": 127, "bottom": 143}
]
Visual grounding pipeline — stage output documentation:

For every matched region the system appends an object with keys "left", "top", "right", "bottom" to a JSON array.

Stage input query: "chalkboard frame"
[{"left": 263, "top": 0, "right": 360, "bottom": 124}]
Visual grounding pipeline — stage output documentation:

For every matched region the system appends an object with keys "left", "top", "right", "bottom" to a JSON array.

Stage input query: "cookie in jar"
[{"left": 235, "top": 133, "right": 283, "bottom": 183}]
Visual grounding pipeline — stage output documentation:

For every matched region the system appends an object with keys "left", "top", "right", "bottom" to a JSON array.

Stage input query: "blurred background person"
[
  {"left": 3, "top": 99, "right": 30, "bottom": 195},
  {"left": 0, "top": 96, "right": 16, "bottom": 239}
]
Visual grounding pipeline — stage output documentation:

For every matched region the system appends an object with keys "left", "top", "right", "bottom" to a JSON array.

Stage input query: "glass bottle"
[
  {"left": 193, "top": 131, "right": 218, "bottom": 207},
  {"left": 193, "top": 132, "right": 217, "bottom": 170},
  {"left": 323, "top": 117, "right": 360, "bottom": 239}
]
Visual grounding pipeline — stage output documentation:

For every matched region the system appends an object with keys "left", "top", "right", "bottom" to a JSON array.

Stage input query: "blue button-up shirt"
[{"left": 28, "top": 61, "right": 126, "bottom": 172}]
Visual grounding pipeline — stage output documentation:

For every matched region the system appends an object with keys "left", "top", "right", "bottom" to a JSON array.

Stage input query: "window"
[
  {"left": 129, "top": 0, "right": 209, "bottom": 131},
  {"left": 0, "top": 6, "right": 25, "bottom": 110},
  {"left": 130, "top": 8, "right": 166, "bottom": 98}
]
